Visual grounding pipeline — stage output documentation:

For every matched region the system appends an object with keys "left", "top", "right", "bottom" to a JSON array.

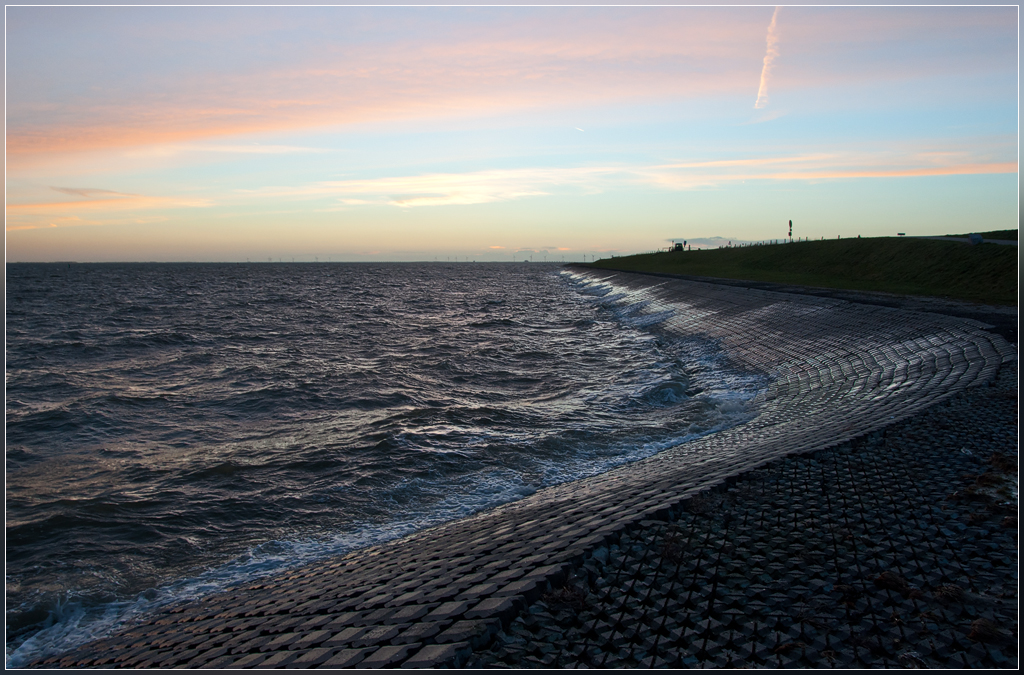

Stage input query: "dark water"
[{"left": 5, "top": 262, "right": 763, "bottom": 665}]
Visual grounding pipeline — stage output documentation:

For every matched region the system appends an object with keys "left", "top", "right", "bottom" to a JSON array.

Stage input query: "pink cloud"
[
  {"left": 641, "top": 151, "right": 1016, "bottom": 189},
  {"left": 7, "top": 8, "right": 769, "bottom": 160},
  {"left": 5, "top": 191, "right": 212, "bottom": 231},
  {"left": 9, "top": 6, "right": 1012, "bottom": 167},
  {"left": 232, "top": 148, "right": 1016, "bottom": 210}
]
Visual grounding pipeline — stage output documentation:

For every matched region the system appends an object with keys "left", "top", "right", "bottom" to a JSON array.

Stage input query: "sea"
[{"left": 5, "top": 262, "right": 765, "bottom": 666}]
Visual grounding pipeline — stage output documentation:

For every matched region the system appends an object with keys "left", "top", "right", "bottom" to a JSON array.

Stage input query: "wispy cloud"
[
  {"left": 6, "top": 215, "right": 86, "bottom": 231},
  {"left": 754, "top": 7, "right": 781, "bottom": 109},
  {"left": 50, "top": 187, "right": 136, "bottom": 198},
  {"left": 124, "top": 143, "right": 330, "bottom": 158},
  {"left": 242, "top": 166, "right": 625, "bottom": 208},
  {"left": 785, "top": 163, "right": 1018, "bottom": 179},
  {"left": 643, "top": 151, "right": 1016, "bottom": 189},
  {"left": 232, "top": 149, "right": 1016, "bottom": 210},
  {"left": 6, "top": 214, "right": 174, "bottom": 232},
  {"left": 339, "top": 169, "right": 590, "bottom": 207},
  {"left": 13, "top": 146, "right": 1009, "bottom": 233},
  {"left": 6, "top": 9, "right": 769, "bottom": 161},
  {"left": 8, "top": 195, "right": 211, "bottom": 213},
  {"left": 6, "top": 190, "right": 212, "bottom": 231}
]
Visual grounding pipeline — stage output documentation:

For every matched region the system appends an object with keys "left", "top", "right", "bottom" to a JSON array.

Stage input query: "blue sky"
[{"left": 6, "top": 5, "right": 1017, "bottom": 261}]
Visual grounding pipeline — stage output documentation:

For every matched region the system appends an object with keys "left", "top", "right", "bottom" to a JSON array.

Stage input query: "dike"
[{"left": 37, "top": 269, "right": 1016, "bottom": 669}]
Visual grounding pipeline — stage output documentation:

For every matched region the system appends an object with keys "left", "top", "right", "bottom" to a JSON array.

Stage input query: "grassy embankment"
[
  {"left": 944, "top": 229, "right": 1018, "bottom": 241},
  {"left": 588, "top": 236, "right": 1018, "bottom": 305}
]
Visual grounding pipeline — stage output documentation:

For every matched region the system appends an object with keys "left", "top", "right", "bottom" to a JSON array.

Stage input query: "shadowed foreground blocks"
[
  {"left": 471, "top": 364, "right": 1018, "bottom": 668},
  {"left": 40, "top": 271, "right": 1016, "bottom": 669}
]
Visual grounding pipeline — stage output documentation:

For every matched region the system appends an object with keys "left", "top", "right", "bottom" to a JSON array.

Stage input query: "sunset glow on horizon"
[{"left": 6, "top": 5, "right": 1018, "bottom": 262}]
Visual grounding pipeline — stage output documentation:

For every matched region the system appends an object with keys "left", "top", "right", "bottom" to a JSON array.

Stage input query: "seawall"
[{"left": 38, "top": 269, "right": 1017, "bottom": 668}]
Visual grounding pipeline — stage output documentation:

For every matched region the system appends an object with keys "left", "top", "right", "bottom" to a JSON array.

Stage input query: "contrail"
[{"left": 754, "top": 6, "right": 781, "bottom": 109}]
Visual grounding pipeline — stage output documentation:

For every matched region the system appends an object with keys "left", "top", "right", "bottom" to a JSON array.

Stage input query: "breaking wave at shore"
[{"left": 6, "top": 263, "right": 765, "bottom": 665}]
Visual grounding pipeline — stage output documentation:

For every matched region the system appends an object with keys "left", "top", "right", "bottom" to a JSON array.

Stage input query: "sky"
[{"left": 5, "top": 5, "right": 1019, "bottom": 262}]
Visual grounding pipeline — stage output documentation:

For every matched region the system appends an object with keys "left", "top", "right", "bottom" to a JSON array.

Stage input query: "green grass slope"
[{"left": 588, "top": 237, "right": 1017, "bottom": 305}]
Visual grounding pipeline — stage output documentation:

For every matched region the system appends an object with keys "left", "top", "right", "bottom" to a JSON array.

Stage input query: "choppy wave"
[{"left": 5, "top": 263, "right": 764, "bottom": 666}]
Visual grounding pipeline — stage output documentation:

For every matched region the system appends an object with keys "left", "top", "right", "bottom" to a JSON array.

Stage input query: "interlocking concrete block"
[
  {"left": 359, "top": 643, "right": 421, "bottom": 669},
  {"left": 524, "top": 562, "right": 572, "bottom": 584},
  {"left": 293, "top": 598, "right": 336, "bottom": 615},
  {"left": 323, "top": 625, "right": 369, "bottom": 647},
  {"left": 33, "top": 272, "right": 1015, "bottom": 670},
  {"left": 297, "top": 614, "right": 334, "bottom": 631},
  {"left": 402, "top": 641, "right": 472, "bottom": 668},
  {"left": 198, "top": 654, "right": 240, "bottom": 669},
  {"left": 393, "top": 621, "right": 446, "bottom": 645},
  {"left": 290, "top": 647, "right": 336, "bottom": 667},
  {"left": 458, "top": 572, "right": 492, "bottom": 586},
  {"left": 229, "top": 652, "right": 268, "bottom": 668},
  {"left": 350, "top": 623, "right": 407, "bottom": 648},
  {"left": 291, "top": 629, "right": 332, "bottom": 650},
  {"left": 434, "top": 619, "right": 501, "bottom": 649},
  {"left": 519, "top": 553, "right": 550, "bottom": 567},
  {"left": 319, "top": 647, "right": 371, "bottom": 668},
  {"left": 259, "top": 632, "right": 299, "bottom": 652},
  {"left": 488, "top": 567, "right": 525, "bottom": 584},
  {"left": 185, "top": 645, "right": 230, "bottom": 668},
  {"left": 464, "top": 596, "right": 524, "bottom": 625},
  {"left": 494, "top": 578, "right": 544, "bottom": 602},
  {"left": 386, "top": 590, "right": 430, "bottom": 607},
  {"left": 356, "top": 593, "right": 393, "bottom": 610},
  {"left": 360, "top": 607, "right": 397, "bottom": 624},
  {"left": 422, "top": 586, "right": 462, "bottom": 603},
  {"left": 324, "top": 611, "right": 364, "bottom": 629},
  {"left": 259, "top": 650, "right": 304, "bottom": 667},
  {"left": 389, "top": 604, "right": 432, "bottom": 623},
  {"left": 424, "top": 600, "right": 472, "bottom": 622},
  {"left": 457, "top": 582, "right": 501, "bottom": 600}
]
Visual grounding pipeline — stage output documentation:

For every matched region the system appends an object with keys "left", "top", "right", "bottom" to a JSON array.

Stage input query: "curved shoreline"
[
  {"left": 37, "top": 270, "right": 1016, "bottom": 668},
  {"left": 573, "top": 264, "right": 1018, "bottom": 345}
]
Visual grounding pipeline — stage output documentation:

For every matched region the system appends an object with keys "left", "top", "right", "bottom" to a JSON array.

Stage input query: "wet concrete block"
[
  {"left": 422, "top": 586, "right": 462, "bottom": 603},
  {"left": 260, "top": 649, "right": 304, "bottom": 667},
  {"left": 434, "top": 619, "right": 501, "bottom": 649},
  {"left": 525, "top": 562, "right": 572, "bottom": 584},
  {"left": 494, "top": 578, "right": 544, "bottom": 602},
  {"left": 359, "top": 643, "right": 421, "bottom": 669},
  {"left": 259, "top": 632, "right": 299, "bottom": 652},
  {"left": 457, "top": 582, "right": 501, "bottom": 600},
  {"left": 228, "top": 652, "right": 268, "bottom": 668},
  {"left": 289, "top": 647, "right": 335, "bottom": 667},
  {"left": 198, "top": 654, "right": 241, "bottom": 668},
  {"left": 291, "top": 629, "right": 332, "bottom": 650},
  {"left": 319, "top": 647, "right": 372, "bottom": 668},
  {"left": 423, "top": 600, "right": 472, "bottom": 622},
  {"left": 323, "top": 625, "right": 370, "bottom": 648},
  {"left": 323, "top": 611, "right": 364, "bottom": 629},
  {"left": 356, "top": 593, "right": 394, "bottom": 610},
  {"left": 465, "top": 596, "right": 524, "bottom": 626},
  {"left": 402, "top": 641, "right": 472, "bottom": 668},
  {"left": 488, "top": 567, "right": 526, "bottom": 584},
  {"left": 185, "top": 645, "right": 230, "bottom": 668},
  {"left": 393, "top": 621, "right": 447, "bottom": 645},
  {"left": 350, "top": 624, "right": 408, "bottom": 648},
  {"left": 389, "top": 604, "right": 432, "bottom": 623}
]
